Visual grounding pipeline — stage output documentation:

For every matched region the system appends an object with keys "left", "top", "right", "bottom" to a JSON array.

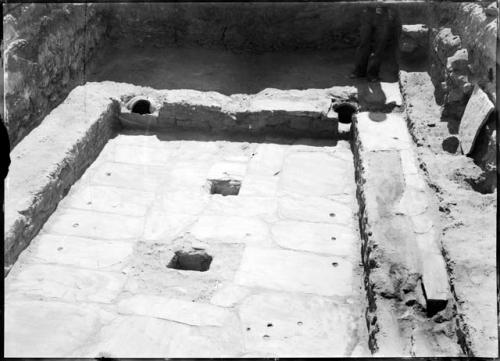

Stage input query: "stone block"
[
  {"left": 6, "top": 263, "right": 126, "bottom": 303},
  {"left": 235, "top": 247, "right": 354, "bottom": 297},
  {"left": 446, "top": 49, "right": 469, "bottom": 72}
]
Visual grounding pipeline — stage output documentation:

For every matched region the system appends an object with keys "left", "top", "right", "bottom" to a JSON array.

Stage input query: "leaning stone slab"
[
  {"left": 458, "top": 84, "right": 494, "bottom": 155},
  {"left": 4, "top": 84, "right": 120, "bottom": 274}
]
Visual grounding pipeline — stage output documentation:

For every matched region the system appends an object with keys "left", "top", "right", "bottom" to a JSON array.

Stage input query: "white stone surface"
[
  {"left": 211, "top": 284, "right": 253, "bottom": 307},
  {"left": 79, "top": 315, "right": 191, "bottom": 358},
  {"left": 42, "top": 208, "right": 144, "bottom": 240},
  {"left": 208, "top": 161, "right": 247, "bottom": 180},
  {"left": 238, "top": 292, "right": 359, "bottom": 356},
  {"left": 278, "top": 195, "right": 355, "bottom": 225},
  {"left": 205, "top": 195, "right": 278, "bottom": 221},
  {"left": 118, "top": 295, "right": 234, "bottom": 326},
  {"left": 28, "top": 233, "right": 133, "bottom": 270},
  {"left": 91, "top": 161, "right": 168, "bottom": 191},
  {"left": 59, "top": 184, "right": 155, "bottom": 216},
  {"left": 235, "top": 247, "right": 354, "bottom": 297},
  {"left": 279, "top": 152, "right": 355, "bottom": 196},
  {"left": 6, "top": 264, "right": 126, "bottom": 303},
  {"left": 246, "top": 143, "right": 286, "bottom": 175},
  {"left": 143, "top": 211, "right": 195, "bottom": 242},
  {"left": 5, "top": 300, "right": 108, "bottom": 357},
  {"left": 111, "top": 144, "right": 172, "bottom": 165},
  {"left": 239, "top": 174, "right": 280, "bottom": 196},
  {"left": 189, "top": 215, "right": 271, "bottom": 246},
  {"left": 271, "top": 220, "right": 357, "bottom": 256},
  {"left": 356, "top": 112, "right": 412, "bottom": 151}
]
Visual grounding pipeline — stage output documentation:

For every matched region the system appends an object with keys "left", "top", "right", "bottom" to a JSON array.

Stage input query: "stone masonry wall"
[
  {"left": 427, "top": 1, "right": 497, "bottom": 181},
  {"left": 3, "top": 3, "right": 111, "bottom": 148}
]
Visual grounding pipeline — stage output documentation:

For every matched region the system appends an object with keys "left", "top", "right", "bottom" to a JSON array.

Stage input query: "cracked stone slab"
[
  {"left": 117, "top": 295, "right": 235, "bottom": 326},
  {"left": 5, "top": 299, "right": 111, "bottom": 357},
  {"left": 238, "top": 292, "right": 362, "bottom": 357},
  {"left": 235, "top": 247, "right": 354, "bottom": 297},
  {"left": 6, "top": 263, "right": 126, "bottom": 303}
]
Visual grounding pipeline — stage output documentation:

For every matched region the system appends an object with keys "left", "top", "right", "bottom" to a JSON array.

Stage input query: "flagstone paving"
[{"left": 5, "top": 132, "right": 369, "bottom": 357}]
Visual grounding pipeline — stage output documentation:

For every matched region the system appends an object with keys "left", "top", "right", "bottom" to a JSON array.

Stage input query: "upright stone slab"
[{"left": 458, "top": 85, "right": 494, "bottom": 155}]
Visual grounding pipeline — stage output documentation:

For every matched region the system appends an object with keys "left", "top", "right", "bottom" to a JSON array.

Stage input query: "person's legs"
[
  {"left": 366, "top": 19, "right": 390, "bottom": 81},
  {"left": 351, "top": 21, "right": 372, "bottom": 77}
]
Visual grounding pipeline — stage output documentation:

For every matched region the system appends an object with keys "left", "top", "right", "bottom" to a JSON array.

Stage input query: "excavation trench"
[{"left": 5, "top": 86, "right": 374, "bottom": 357}]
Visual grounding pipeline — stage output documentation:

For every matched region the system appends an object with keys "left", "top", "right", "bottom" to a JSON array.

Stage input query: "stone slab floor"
[{"left": 5, "top": 130, "right": 369, "bottom": 357}]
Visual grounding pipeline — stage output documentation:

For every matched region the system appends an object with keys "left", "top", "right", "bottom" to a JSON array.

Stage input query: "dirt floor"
[
  {"left": 88, "top": 46, "right": 397, "bottom": 94},
  {"left": 5, "top": 131, "right": 370, "bottom": 357},
  {"left": 400, "top": 69, "right": 497, "bottom": 356}
]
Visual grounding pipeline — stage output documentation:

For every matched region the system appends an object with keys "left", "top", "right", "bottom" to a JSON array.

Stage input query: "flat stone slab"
[
  {"left": 458, "top": 84, "right": 495, "bottom": 155},
  {"left": 5, "top": 299, "right": 110, "bottom": 357},
  {"left": 355, "top": 112, "right": 412, "bottom": 152},
  {"left": 6, "top": 263, "right": 126, "bottom": 303},
  {"left": 77, "top": 315, "right": 191, "bottom": 358},
  {"left": 25, "top": 234, "right": 134, "bottom": 270},
  {"left": 278, "top": 195, "right": 355, "bottom": 225},
  {"left": 271, "top": 220, "right": 358, "bottom": 257},
  {"left": 205, "top": 195, "right": 278, "bottom": 221},
  {"left": 42, "top": 208, "right": 144, "bottom": 240},
  {"left": 246, "top": 143, "right": 286, "bottom": 176},
  {"left": 59, "top": 184, "right": 155, "bottom": 217},
  {"left": 239, "top": 174, "right": 280, "bottom": 196},
  {"left": 358, "top": 82, "right": 403, "bottom": 110},
  {"left": 238, "top": 292, "right": 361, "bottom": 356},
  {"left": 279, "top": 151, "right": 355, "bottom": 197},
  {"left": 143, "top": 212, "right": 196, "bottom": 242},
  {"left": 90, "top": 161, "right": 169, "bottom": 192},
  {"left": 189, "top": 215, "right": 271, "bottom": 246},
  {"left": 117, "top": 295, "right": 235, "bottom": 326},
  {"left": 235, "top": 247, "right": 354, "bottom": 297},
  {"left": 208, "top": 161, "right": 248, "bottom": 181}
]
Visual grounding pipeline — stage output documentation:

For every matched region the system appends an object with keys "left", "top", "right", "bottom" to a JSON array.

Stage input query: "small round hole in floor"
[{"left": 334, "top": 103, "right": 357, "bottom": 124}]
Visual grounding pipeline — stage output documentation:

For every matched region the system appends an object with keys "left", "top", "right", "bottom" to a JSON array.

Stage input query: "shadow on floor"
[{"left": 118, "top": 128, "right": 342, "bottom": 148}]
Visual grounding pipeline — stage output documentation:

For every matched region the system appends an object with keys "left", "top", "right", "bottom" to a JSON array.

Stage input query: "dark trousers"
[{"left": 354, "top": 14, "right": 391, "bottom": 78}]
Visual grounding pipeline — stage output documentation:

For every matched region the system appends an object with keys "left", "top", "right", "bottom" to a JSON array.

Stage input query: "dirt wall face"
[
  {"left": 106, "top": 2, "right": 427, "bottom": 52},
  {"left": 3, "top": 3, "right": 110, "bottom": 148}
]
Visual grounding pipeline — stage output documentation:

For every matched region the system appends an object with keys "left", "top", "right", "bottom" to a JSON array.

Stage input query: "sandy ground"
[
  {"left": 400, "top": 70, "right": 497, "bottom": 356},
  {"left": 88, "top": 46, "right": 397, "bottom": 94},
  {"left": 5, "top": 131, "right": 370, "bottom": 357}
]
